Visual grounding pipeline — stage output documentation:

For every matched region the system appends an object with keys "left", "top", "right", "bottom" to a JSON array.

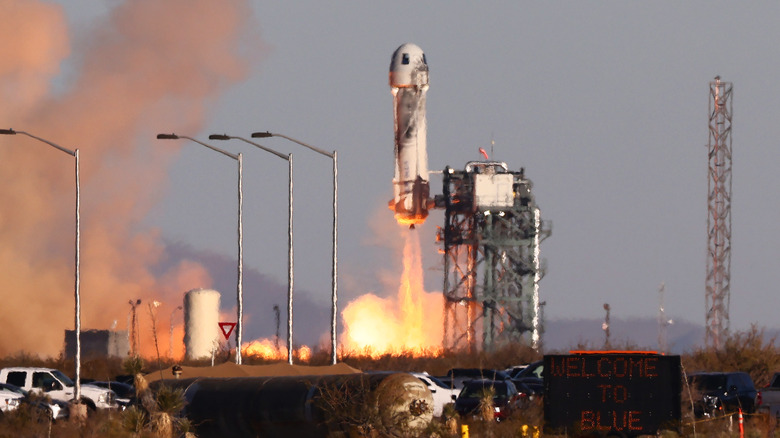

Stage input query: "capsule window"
[
  {"left": 402, "top": 53, "right": 409, "bottom": 65},
  {"left": 423, "top": 54, "right": 427, "bottom": 64}
]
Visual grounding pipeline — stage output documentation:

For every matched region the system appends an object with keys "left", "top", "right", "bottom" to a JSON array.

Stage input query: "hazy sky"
[{"left": 6, "top": 1, "right": 780, "bottom": 355}]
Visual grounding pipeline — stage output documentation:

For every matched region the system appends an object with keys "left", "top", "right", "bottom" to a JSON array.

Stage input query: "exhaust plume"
[
  {"left": 340, "top": 229, "right": 443, "bottom": 357},
  {"left": 0, "top": 0, "right": 260, "bottom": 357}
]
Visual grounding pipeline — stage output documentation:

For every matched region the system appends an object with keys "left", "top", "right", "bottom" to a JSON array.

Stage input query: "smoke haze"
[{"left": 0, "top": 0, "right": 259, "bottom": 357}]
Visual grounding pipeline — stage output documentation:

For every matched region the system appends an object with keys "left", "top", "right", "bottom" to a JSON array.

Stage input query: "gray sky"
[{"left": 37, "top": 1, "right": 780, "bottom": 351}]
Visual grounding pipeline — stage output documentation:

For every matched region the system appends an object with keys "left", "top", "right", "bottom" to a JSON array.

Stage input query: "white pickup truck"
[{"left": 0, "top": 367, "right": 117, "bottom": 411}]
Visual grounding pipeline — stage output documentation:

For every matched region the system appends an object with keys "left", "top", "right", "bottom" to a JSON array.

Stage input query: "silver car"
[{"left": 0, "top": 382, "right": 68, "bottom": 420}]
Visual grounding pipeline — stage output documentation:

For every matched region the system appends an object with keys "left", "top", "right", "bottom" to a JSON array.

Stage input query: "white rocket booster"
[{"left": 389, "top": 43, "right": 431, "bottom": 227}]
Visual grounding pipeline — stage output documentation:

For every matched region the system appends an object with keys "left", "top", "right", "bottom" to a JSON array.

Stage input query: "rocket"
[{"left": 389, "top": 43, "right": 431, "bottom": 227}]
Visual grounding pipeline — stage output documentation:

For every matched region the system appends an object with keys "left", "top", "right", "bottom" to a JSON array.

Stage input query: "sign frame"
[{"left": 543, "top": 351, "right": 681, "bottom": 436}]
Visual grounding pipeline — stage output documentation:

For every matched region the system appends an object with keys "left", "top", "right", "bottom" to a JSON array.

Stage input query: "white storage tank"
[{"left": 184, "top": 288, "right": 221, "bottom": 360}]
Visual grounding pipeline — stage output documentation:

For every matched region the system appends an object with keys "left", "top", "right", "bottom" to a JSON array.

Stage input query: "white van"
[{"left": 0, "top": 367, "right": 117, "bottom": 411}]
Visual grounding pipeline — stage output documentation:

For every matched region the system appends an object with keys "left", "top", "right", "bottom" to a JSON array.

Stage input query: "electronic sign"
[{"left": 544, "top": 352, "right": 681, "bottom": 436}]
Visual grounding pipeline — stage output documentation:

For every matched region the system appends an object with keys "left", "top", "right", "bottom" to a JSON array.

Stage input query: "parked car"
[
  {"left": 0, "top": 385, "right": 22, "bottom": 414},
  {"left": 82, "top": 380, "right": 134, "bottom": 398},
  {"left": 510, "top": 360, "right": 543, "bottom": 380},
  {"left": 0, "top": 382, "right": 68, "bottom": 420},
  {"left": 410, "top": 372, "right": 459, "bottom": 417},
  {"left": 687, "top": 371, "right": 757, "bottom": 417},
  {"left": 0, "top": 367, "right": 117, "bottom": 411},
  {"left": 439, "top": 368, "right": 512, "bottom": 390},
  {"left": 757, "top": 372, "right": 780, "bottom": 418},
  {"left": 83, "top": 381, "right": 135, "bottom": 408},
  {"left": 511, "top": 380, "right": 539, "bottom": 404},
  {"left": 454, "top": 379, "right": 525, "bottom": 421},
  {"left": 510, "top": 360, "right": 544, "bottom": 396},
  {"left": 504, "top": 365, "right": 528, "bottom": 377}
]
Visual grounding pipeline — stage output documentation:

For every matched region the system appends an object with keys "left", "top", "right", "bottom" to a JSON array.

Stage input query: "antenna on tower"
[
  {"left": 537, "top": 300, "right": 547, "bottom": 351},
  {"left": 705, "top": 76, "right": 733, "bottom": 350},
  {"left": 602, "top": 303, "right": 611, "bottom": 349},
  {"left": 657, "top": 283, "right": 673, "bottom": 353}
]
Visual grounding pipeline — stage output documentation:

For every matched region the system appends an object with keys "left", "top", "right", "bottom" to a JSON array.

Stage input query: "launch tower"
[
  {"left": 436, "top": 162, "right": 550, "bottom": 352},
  {"left": 387, "top": 44, "right": 550, "bottom": 353},
  {"left": 705, "top": 76, "right": 733, "bottom": 350}
]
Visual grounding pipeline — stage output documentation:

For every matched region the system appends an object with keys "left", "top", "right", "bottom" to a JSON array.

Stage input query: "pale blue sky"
[{"left": 51, "top": 1, "right": 780, "bottom": 349}]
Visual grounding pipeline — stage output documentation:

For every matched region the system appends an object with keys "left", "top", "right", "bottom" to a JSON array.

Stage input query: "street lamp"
[
  {"left": 252, "top": 131, "right": 339, "bottom": 365},
  {"left": 0, "top": 128, "right": 83, "bottom": 403},
  {"left": 209, "top": 134, "right": 295, "bottom": 364},
  {"left": 169, "top": 305, "right": 183, "bottom": 359},
  {"left": 148, "top": 300, "right": 163, "bottom": 374},
  {"left": 128, "top": 299, "right": 142, "bottom": 356},
  {"left": 157, "top": 133, "right": 245, "bottom": 364}
]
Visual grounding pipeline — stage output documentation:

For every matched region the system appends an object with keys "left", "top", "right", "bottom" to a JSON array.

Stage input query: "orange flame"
[
  {"left": 238, "top": 227, "right": 442, "bottom": 360},
  {"left": 340, "top": 230, "right": 443, "bottom": 357},
  {"left": 394, "top": 213, "right": 427, "bottom": 227},
  {"left": 243, "top": 339, "right": 282, "bottom": 359},
  {"left": 241, "top": 338, "right": 311, "bottom": 362}
]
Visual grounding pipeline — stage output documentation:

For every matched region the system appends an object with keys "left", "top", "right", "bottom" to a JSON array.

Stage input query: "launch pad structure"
[
  {"left": 434, "top": 161, "right": 551, "bottom": 353},
  {"left": 387, "top": 43, "right": 550, "bottom": 353}
]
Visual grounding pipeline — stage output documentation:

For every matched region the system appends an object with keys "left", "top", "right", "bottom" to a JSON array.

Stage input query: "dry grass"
[
  {"left": 2, "top": 327, "right": 780, "bottom": 436},
  {"left": 684, "top": 325, "right": 780, "bottom": 387}
]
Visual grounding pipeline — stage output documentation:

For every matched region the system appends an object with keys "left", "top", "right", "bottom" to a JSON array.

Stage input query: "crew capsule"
[{"left": 389, "top": 43, "right": 428, "bottom": 88}]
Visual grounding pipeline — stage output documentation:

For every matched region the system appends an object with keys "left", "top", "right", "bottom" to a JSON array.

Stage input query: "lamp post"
[
  {"left": 209, "top": 134, "right": 295, "bottom": 364},
  {"left": 169, "top": 305, "right": 183, "bottom": 359},
  {"left": 0, "top": 128, "right": 83, "bottom": 402},
  {"left": 148, "top": 300, "right": 163, "bottom": 376},
  {"left": 252, "top": 131, "right": 339, "bottom": 365},
  {"left": 157, "top": 134, "right": 245, "bottom": 364},
  {"left": 128, "top": 299, "right": 142, "bottom": 356}
]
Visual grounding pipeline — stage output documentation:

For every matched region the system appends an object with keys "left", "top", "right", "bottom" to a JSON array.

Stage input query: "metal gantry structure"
[
  {"left": 705, "top": 76, "right": 733, "bottom": 350},
  {"left": 436, "top": 161, "right": 550, "bottom": 353}
]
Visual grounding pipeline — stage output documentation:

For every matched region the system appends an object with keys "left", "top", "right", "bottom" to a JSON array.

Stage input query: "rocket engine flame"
[
  {"left": 238, "top": 217, "right": 443, "bottom": 361},
  {"left": 340, "top": 230, "right": 443, "bottom": 357}
]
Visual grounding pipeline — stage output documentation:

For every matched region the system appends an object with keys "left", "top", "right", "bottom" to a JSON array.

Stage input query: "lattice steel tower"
[
  {"left": 705, "top": 76, "right": 733, "bottom": 350},
  {"left": 436, "top": 161, "right": 550, "bottom": 352}
]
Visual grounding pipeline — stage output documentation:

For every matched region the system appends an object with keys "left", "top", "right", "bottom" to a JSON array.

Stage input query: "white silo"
[{"left": 184, "top": 288, "right": 221, "bottom": 360}]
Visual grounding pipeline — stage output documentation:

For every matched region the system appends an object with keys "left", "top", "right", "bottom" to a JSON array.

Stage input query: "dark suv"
[
  {"left": 687, "top": 371, "right": 757, "bottom": 417},
  {"left": 454, "top": 379, "right": 524, "bottom": 421},
  {"left": 439, "top": 368, "right": 511, "bottom": 390},
  {"left": 511, "top": 360, "right": 543, "bottom": 396}
]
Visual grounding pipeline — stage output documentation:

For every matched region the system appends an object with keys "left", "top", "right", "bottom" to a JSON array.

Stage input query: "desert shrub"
[
  {"left": 4, "top": 324, "right": 780, "bottom": 436},
  {"left": 0, "top": 399, "right": 54, "bottom": 438},
  {"left": 684, "top": 325, "right": 780, "bottom": 387},
  {"left": 476, "top": 386, "right": 496, "bottom": 422},
  {"left": 123, "top": 355, "right": 145, "bottom": 376},
  {"left": 0, "top": 352, "right": 49, "bottom": 369},
  {"left": 122, "top": 405, "right": 147, "bottom": 434},
  {"left": 315, "top": 376, "right": 382, "bottom": 436}
]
